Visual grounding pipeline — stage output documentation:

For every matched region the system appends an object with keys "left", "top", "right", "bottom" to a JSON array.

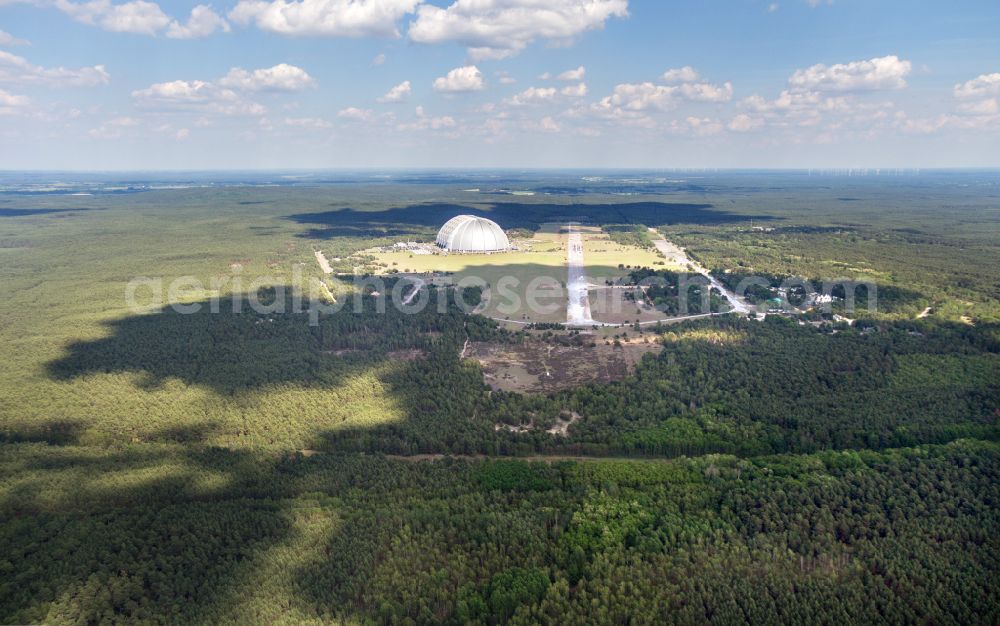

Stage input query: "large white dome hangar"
[{"left": 435, "top": 215, "right": 511, "bottom": 253}]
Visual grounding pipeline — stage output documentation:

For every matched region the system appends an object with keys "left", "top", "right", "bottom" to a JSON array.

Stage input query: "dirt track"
[
  {"left": 314, "top": 249, "right": 333, "bottom": 274},
  {"left": 293, "top": 450, "right": 679, "bottom": 463},
  {"left": 384, "top": 453, "right": 675, "bottom": 464}
]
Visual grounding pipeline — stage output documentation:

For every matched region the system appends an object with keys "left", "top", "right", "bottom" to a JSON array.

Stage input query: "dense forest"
[
  {"left": 623, "top": 267, "right": 731, "bottom": 315},
  {"left": 1, "top": 440, "right": 997, "bottom": 624}
]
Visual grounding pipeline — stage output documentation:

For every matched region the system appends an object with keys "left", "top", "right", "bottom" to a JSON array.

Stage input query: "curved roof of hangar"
[{"left": 436, "top": 215, "right": 510, "bottom": 252}]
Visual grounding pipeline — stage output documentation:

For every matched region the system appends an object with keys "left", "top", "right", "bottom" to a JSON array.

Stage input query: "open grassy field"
[{"left": 579, "top": 225, "right": 676, "bottom": 277}]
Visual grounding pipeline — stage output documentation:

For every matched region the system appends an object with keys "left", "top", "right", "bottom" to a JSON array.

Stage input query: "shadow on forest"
[
  {"left": 0, "top": 436, "right": 494, "bottom": 624},
  {"left": 0, "top": 207, "right": 92, "bottom": 217},
  {"left": 0, "top": 419, "right": 85, "bottom": 445},
  {"left": 0, "top": 441, "right": 314, "bottom": 622},
  {"left": 39, "top": 281, "right": 502, "bottom": 450},
  {"left": 285, "top": 201, "right": 779, "bottom": 240},
  {"left": 44, "top": 292, "right": 409, "bottom": 396},
  {"left": 17, "top": 316, "right": 489, "bottom": 618},
  {"left": 298, "top": 225, "right": 424, "bottom": 240}
]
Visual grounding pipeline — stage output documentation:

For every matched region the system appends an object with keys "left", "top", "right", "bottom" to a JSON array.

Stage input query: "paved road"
[{"left": 648, "top": 228, "right": 751, "bottom": 315}]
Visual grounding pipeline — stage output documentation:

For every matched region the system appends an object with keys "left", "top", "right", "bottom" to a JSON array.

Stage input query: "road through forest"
[{"left": 648, "top": 228, "right": 751, "bottom": 314}]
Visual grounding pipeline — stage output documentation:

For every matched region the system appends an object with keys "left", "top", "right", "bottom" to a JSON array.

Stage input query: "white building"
[{"left": 435, "top": 215, "right": 510, "bottom": 253}]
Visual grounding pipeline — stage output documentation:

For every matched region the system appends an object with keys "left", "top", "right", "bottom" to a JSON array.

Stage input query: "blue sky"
[{"left": 1, "top": 0, "right": 999, "bottom": 169}]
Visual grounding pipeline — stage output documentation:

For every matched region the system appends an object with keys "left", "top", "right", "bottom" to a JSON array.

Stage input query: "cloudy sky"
[{"left": 1, "top": 0, "right": 998, "bottom": 169}]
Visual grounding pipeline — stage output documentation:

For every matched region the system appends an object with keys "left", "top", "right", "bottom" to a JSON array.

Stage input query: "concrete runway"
[{"left": 566, "top": 224, "right": 598, "bottom": 326}]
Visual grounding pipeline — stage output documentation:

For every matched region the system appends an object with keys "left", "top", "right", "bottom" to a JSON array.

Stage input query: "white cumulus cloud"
[
  {"left": 555, "top": 66, "right": 585, "bottom": 81},
  {"left": 956, "top": 98, "right": 999, "bottom": 115},
  {"left": 788, "top": 55, "right": 911, "bottom": 92},
  {"left": 597, "top": 83, "right": 670, "bottom": 111},
  {"left": 55, "top": 0, "right": 172, "bottom": 35},
  {"left": 0, "top": 87, "right": 31, "bottom": 114},
  {"left": 507, "top": 81, "right": 587, "bottom": 106},
  {"left": 130, "top": 66, "right": 306, "bottom": 116},
  {"left": 507, "top": 86, "right": 557, "bottom": 106},
  {"left": 432, "top": 65, "right": 484, "bottom": 93},
  {"left": 88, "top": 115, "right": 139, "bottom": 139},
  {"left": 676, "top": 81, "right": 734, "bottom": 102},
  {"left": 728, "top": 113, "right": 764, "bottom": 132},
  {"left": 0, "top": 29, "right": 30, "bottom": 46},
  {"left": 409, "top": 0, "right": 628, "bottom": 60},
  {"left": 133, "top": 79, "right": 219, "bottom": 102},
  {"left": 337, "top": 106, "right": 374, "bottom": 121},
  {"left": 285, "top": 116, "right": 332, "bottom": 127},
  {"left": 398, "top": 105, "right": 456, "bottom": 130},
  {"left": 895, "top": 72, "right": 1000, "bottom": 135},
  {"left": 539, "top": 116, "right": 560, "bottom": 132},
  {"left": 132, "top": 64, "right": 311, "bottom": 114},
  {"left": 218, "top": 63, "right": 314, "bottom": 91},
  {"left": 954, "top": 73, "right": 1000, "bottom": 99},
  {"left": 377, "top": 80, "right": 411, "bottom": 103},
  {"left": 733, "top": 56, "right": 911, "bottom": 135},
  {"left": 0, "top": 50, "right": 110, "bottom": 87},
  {"left": 166, "top": 5, "right": 230, "bottom": 39},
  {"left": 597, "top": 79, "right": 733, "bottom": 112},
  {"left": 53, "top": 0, "right": 227, "bottom": 37},
  {"left": 661, "top": 66, "right": 699, "bottom": 83},
  {"left": 677, "top": 116, "right": 723, "bottom": 136},
  {"left": 228, "top": 0, "right": 420, "bottom": 37}
]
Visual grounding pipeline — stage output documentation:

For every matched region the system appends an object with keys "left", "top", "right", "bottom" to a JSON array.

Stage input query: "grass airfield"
[{"left": 361, "top": 223, "right": 676, "bottom": 325}]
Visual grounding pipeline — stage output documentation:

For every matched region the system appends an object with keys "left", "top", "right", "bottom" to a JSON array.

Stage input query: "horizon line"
[{"left": 3, "top": 167, "right": 1000, "bottom": 174}]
